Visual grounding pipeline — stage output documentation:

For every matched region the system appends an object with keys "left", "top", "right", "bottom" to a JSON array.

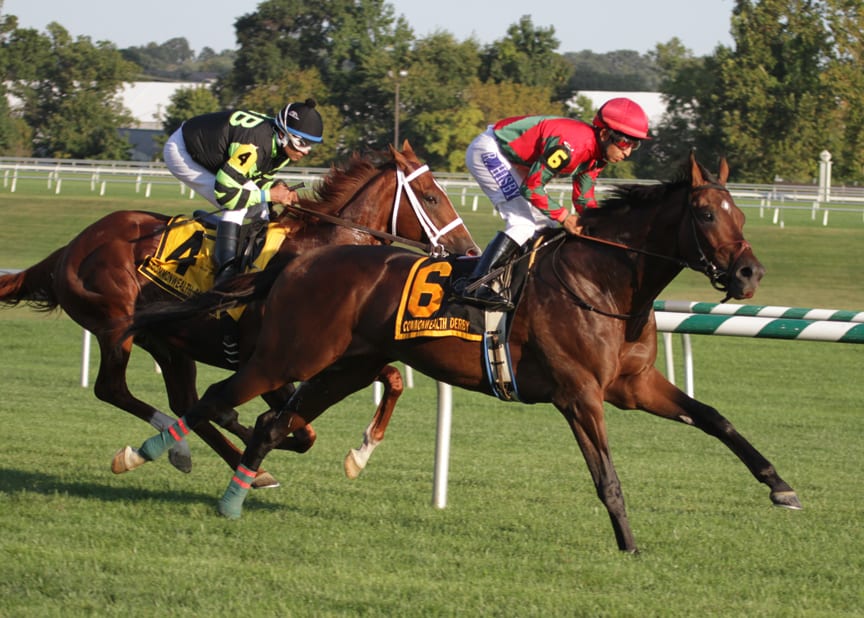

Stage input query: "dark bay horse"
[
  {"left": 115, "top": 154, "right": 801, "bottom": 552},
  {"left": 1, "top": 142, "right": 479, "bottom": 487}
]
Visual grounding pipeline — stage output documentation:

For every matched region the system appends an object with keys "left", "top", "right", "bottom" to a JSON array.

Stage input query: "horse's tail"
[
  {"left": 127, "top": 253, "right": 295, "bottom": 336},
  {"left": 0, "top": 246, "right": 65, "bottom": 312}
]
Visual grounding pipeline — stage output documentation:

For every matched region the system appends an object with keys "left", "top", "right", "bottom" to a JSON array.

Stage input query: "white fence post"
[
  {"left": 681, "top": 334, "right": 694, "bottom": 397},
  {"left": 432, "top": 381, "right": 453, "bottom": 509},
  {"left": 80, "top": 330, "right": 91, "bottom": 387},
  {"left": 662, "top": 332, "right": 675, "bottom": 384}
]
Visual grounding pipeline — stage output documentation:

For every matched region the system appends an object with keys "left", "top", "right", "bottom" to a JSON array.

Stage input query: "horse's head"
[
  {"left": 389, "top": 141, "right": 481, "bottom": 256},
  {"left": 679, "top": 153, "right": 765, "bottom": 300}
]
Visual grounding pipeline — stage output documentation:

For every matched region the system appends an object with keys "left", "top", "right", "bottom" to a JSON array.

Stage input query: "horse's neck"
[
  {"left": 277, "top": 169, "right": 395, "bottom": 248},
  {"left": 630, "top": 256, "right": 684, "bottom": 315},
  {"left": 631, "top": 191, "right": 691, "bottom": 311},
  {"left": 575, "top": 198, "right": 686, "bottom": 315},
  {"left": 337, "top": 174, "right": 394, "bottom": 235}
]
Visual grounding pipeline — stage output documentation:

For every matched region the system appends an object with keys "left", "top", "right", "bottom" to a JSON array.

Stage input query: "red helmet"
[{"left": 593, "top": 97, "right": 650, "bottom": 139}]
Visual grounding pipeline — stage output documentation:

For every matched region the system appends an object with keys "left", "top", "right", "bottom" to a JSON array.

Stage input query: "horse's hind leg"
[
  {"left": 344, "top": 364, "right": 404, "bottom": 479},
  {"left": 608, "top": 367, "right": 801, "bottom": 509},
  {"left": 249, "top": 363, "right": 403, "bottom": 476},
  {"left": 257, "top": 384, "right": 322, "bottom": 454}
]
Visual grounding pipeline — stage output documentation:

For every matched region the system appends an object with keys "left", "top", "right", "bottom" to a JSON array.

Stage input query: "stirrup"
[
  {"left": 456, "top": 285, "right": 514, "bottom": 312},
  {"left": 213, "top": 262, "right": 239, "bottom": 285}
]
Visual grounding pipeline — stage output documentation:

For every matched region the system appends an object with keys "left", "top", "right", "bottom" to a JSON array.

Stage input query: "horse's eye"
[
  {"left": 423, "top": 194, "right": 437, "bottom": 205},
  {"left": 696, "top": 207, "right": 714, "bottom": 222}
]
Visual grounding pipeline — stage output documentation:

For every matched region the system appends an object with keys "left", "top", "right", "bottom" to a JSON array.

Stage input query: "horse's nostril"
[{"left": 738, "top": 262, "right": 765, "bottom": 283}]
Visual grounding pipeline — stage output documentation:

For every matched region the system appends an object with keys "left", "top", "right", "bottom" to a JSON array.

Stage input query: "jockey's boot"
[
  {"left": 452, "top": 232, "right": 520, "bottom": 311},
  {"left": 213, "top": 220, "right": 241, "bottom": 285}
]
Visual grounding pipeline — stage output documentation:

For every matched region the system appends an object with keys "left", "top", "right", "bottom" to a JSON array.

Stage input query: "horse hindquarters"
[{"left": 607, "top": 366, "right": 800, "bottom": 509}]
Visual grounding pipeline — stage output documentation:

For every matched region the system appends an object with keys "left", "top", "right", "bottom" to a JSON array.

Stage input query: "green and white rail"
[
  {"left": 654, "top": 300, "right": 864, "bottom": 324},
  {"left": 653, "top": 301, "right": 864, "bottom": 401},
  {"left": 654, "top": 311, "right": 864, "bottom": 344}
]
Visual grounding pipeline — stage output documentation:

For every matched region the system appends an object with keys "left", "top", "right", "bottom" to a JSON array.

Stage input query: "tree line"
[{"left": 1, "top": 0, "right": 862, "bottom": 184}]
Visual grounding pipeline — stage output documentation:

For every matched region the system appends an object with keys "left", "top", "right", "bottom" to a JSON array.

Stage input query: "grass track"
[{"left": 0, "top": 181, "right": 862, "bottom": 616}]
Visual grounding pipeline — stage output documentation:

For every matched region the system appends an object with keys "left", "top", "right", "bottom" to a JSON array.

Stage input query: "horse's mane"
[
  {"left": 584, "top": 159, "right": 719, "bottom": 223},
  {"left": 277, "top": 150, "right": 396, "bottom": 221}
]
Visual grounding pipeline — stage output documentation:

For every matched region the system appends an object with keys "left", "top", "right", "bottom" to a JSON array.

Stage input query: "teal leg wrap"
[
  {"left": 218, "top": 464, "right": 257, "bottom": 519},
  {"left": 138, "top": 417, "right": 191, "bottom": 461}
]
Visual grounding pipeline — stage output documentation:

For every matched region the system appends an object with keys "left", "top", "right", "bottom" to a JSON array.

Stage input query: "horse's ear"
[
  {"left": 389, "top": 142, "right": 407, "bottom": 167},
  {"left": 689, "top": 151, "right": 706, "bottom": 187},
  {"left": 401, "top": 139, "right": 413, "bottom": 155},
  {"left": 718, "top": 158, "right": 730, "bottom": 185}
]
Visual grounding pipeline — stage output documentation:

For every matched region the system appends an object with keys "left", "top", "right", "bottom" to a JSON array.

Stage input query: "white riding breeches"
[
  {"left": 465, "top": 127, "right": 559, "bottom": 246},
  {"left": 163, "top": 127, "right": 221, "bottom": 209},
  {"left": 163, "top": 128, "right": 250, "bottom": 224}
]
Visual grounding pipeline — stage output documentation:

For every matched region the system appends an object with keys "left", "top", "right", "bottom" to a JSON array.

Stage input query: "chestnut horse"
[
  {"left": 115, "top": 154, "right": 801, "bottom": 552},
  {"left": 1, "top": 142, "right": 479, "bottom": 487}
]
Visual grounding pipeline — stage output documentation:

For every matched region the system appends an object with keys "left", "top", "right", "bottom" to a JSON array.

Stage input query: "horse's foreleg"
[
  {"left": 556, "top": 396, "right": 638, "bottom": 553},
  {"left": 258, "top": 385, "right": 320, "bottom": 453},
  {"left": 154, "top": 348, "right": 278, "bottom": 489},
  {"left": 113, "top": 373, "right": 264, "bottom": 476},
  {"left": 95, "top": 335, "right": 193, "bottom": 473},
  {"left": 344, "top": 364, "right": 404, "bottom": 479},
  {"left": 608, "top": 367, "right": 801, "bottom": 509},
  {"left": 219, "top": 360, "right": 385, "bottom": 519},
  {"left": 218, "top": 408, "right": 308, "bottom": 519}
]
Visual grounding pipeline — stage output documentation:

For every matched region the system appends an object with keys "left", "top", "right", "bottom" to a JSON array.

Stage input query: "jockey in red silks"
[{"left": 454, "top": 97, "right": 650, "bottom": 311}]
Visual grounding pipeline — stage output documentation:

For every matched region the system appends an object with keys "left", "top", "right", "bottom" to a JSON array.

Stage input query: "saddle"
[
  {"left": 138, "top": 208, "right": 290, "bottom": 304},
  {"left": 194, "top": 204, "right": 271, "bottom": 275}
]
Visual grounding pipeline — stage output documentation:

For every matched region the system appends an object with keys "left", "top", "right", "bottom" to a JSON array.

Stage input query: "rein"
[
  {"left": 572, "top": 231, "right": 689, "bottom": 266},
  {"left": 162, "top": 182, "right": 308, "bottom": 233},
  {"left": 549, "top": 235, "right": 648, "bottom": 320},
  {"left": 282, "top": 203, "right": 430, "bottom": 252},
  {"left": 543, "top": 181, "right": 749, "bottom": 318}
]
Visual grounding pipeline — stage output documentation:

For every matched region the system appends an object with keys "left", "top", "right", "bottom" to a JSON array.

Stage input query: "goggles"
[
  {"left": 283, "top": 132, "right": 314, "bottom": 154},
  {"left": 608, "top": 129, "right": 641, "bottom": 151}
]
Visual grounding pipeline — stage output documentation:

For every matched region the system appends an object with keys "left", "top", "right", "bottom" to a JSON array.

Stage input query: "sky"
[{"left": 4, "top": 0, "right": 735, "bottom": 57}]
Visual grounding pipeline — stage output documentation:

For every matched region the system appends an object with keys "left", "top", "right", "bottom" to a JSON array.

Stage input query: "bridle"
[
  {"left": 685, "top": 183, "right": 752, "bottom": 301},
  {"left": 391, "top": 165, "right": 466, "bottom": 257}
]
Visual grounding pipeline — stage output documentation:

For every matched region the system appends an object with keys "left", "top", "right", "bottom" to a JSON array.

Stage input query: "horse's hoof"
[
  {"left": 252, "top": 471, "right": 280, "bottom": 489},
  {"left": 344, "top": 450, "right": 363, "bottom": 480},
  {"left": 111, "top": 446, "right": 147, "bottom": 474},
  {"left": 217, "top": 498, "right": 243, "bottom": 520},
  {"left": 771, "top": 490, "right": 803, "bottom": 510},
  {"left": 168, "top": 447, "right": 193, "bottom": 474}
]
